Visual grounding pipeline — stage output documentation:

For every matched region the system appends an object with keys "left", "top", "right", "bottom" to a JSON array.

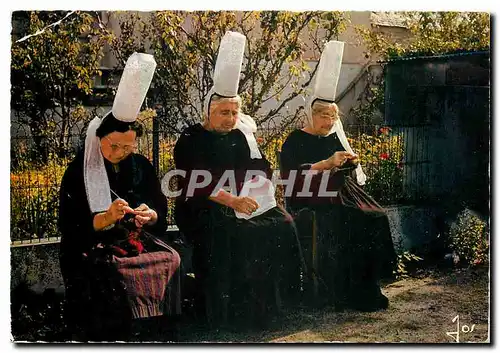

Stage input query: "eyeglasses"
[
  {"left": 103, "top": 136, "right": 138, "bottom": 154},
  {"left": 313, "top": 108, "right": 339, "bottom": 120},
  {"left": 317, "top": 113, "right": 339, "bottom": 121}
]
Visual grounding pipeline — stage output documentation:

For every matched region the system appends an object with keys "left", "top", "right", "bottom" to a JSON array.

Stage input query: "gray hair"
[
  {"left": 210, "top": 94, "right": 242, "bottom": 110},
  {"left": 311, "top": 100, "right": 338, "bottom": 115},
  {"left": 204, "top": 94, "right": 242, "bottom": 122}
]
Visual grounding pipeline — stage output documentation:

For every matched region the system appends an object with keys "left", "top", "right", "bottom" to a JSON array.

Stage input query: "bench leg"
[{"left": 311, "top": 211, "right": 319, "bottom": 301}]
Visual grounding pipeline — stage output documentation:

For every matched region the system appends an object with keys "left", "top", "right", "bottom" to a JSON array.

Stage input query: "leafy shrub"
[{"left": 448, "top": 209, "right": 489, "bottom": 267}]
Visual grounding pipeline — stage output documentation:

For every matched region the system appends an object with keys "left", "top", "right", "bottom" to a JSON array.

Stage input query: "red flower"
[
  {"left": 379, "top": 153, "right": 389, "bottom": 160},
  {"left": 379, "top": 127, "right": 391, "bottom": 135}
]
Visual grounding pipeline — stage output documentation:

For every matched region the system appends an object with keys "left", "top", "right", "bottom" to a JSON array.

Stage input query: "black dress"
[
  {"left": 58, "top": 151, "right": 181, "bottom": 340},
  {"left": 280, "top": 129, "right": 397, "bottom": 311},
  {"left": 174, "top": 124, "right": 300, "bottom": 327}
]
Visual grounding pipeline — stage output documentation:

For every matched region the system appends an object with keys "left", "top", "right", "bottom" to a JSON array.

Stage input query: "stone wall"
[{"left": 11, "top": 243, "right": 64, "bottom": 295}]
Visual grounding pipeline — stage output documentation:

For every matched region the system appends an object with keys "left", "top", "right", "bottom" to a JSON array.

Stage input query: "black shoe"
[
  {"left": 377, "top": 293, "right": 389, "bottom": 310},
  {"left": 348, "top": 293, "right": 389, "bottom": 312},
  {"left": 333, "top": 299, "right": 349, "bottom": 312}
]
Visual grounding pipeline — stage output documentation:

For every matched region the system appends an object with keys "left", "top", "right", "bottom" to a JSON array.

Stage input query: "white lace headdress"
[
  {"left": 203, "top": 31, "right": 262, "bottom": 159},
  {"left": 305, "top": 41, "right": 366, "bottom": 185},
  {"left": 84, "top": 52, "right": 157, "bottom": 212}
]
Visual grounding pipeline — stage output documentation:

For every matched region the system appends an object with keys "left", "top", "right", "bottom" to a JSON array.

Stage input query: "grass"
[
  {"left": 12, "top": 266, "right": 489, "bottom": 343},
  {"left": 177, "top": 266, "right": 490, "bottom": 343}
]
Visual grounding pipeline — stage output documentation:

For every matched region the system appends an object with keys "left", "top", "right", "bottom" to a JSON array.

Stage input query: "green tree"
[
  {"left": 357, "top": 11, "right": 490, "bottom": 60},
  {"left": 11, "top": 11, "right": 112, "bottom": 160},
  {"left": 108, "top": 11, "right": 349, "bottom": 145}
]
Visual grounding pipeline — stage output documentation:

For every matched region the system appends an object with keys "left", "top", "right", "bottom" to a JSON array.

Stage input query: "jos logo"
[{"left": 446, "top": 315, "right": 476, "bottom": 343}]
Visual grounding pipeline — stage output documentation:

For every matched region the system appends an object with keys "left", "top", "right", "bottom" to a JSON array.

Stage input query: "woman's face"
[
  {"left": 100, "top": 130, "right": 137, "bottom": 164},
  {"left": 207, "top": 100, "right": 240, "bottom": 134},
  {"left": 311, "top": 103, "right": 339, "bottom": 136}
]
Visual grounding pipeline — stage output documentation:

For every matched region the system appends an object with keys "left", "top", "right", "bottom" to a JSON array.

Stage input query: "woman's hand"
[
  {"left": 106, "top": 198, "right": 136, "bottom": 224},
  {"left": 133, "top": 203, "right": 158, "bottom": 228},
  {"left": 229, "top": 196, "right": 260, "bottom": 216},
  {"left": 94, "top": 198, "right": 135, "bottom": 231},
  {"left": 326, "top": 151, "right": 358, "bottom": 169}
]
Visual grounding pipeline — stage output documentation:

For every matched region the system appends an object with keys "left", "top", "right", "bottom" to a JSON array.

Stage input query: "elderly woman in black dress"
[
  {"left": 174, "top": 32, "right": 300, "bottom": 328},
  {"left": 280, "top": 41, "right": 396, "bottom": 312},
  {"left": 58, "top": 53, "right": 181, "bottom": 341}
]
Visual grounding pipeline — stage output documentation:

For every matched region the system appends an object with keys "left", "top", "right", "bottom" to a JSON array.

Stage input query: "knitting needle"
[
  {"left": 110, "top": 188, "right": 122, "bottom": 200},
  {"left": 110, "top": 189, "right": 136, "bottom": 215}
]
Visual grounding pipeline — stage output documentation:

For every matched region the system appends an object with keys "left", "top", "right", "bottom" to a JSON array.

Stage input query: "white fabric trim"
[
  {"left": 235, "top": 113, "right": 262, "bottom": 159},
  {"left": 235, "top": 175, "right": 276, "bottom": 220},
  {"left": 84, "top": 117, "right": 112, "bottom": 213}
]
